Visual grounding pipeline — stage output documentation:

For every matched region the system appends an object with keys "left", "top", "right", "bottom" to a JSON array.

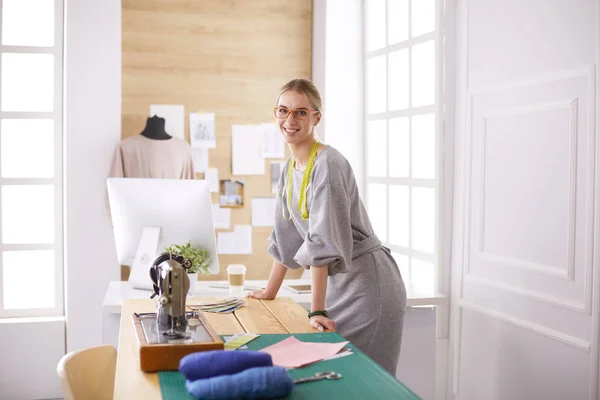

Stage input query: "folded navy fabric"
[
  {"left": 185, "top": 366, "right": 294, "bottom": 400},
  {"left": 179, "top": 350, "right": 273, "bottom": 381}
]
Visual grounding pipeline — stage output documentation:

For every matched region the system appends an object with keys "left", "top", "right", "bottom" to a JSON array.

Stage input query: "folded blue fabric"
[
  {"left": 185, "top": 366, "right": 294, "bottom": 400},
  {"left": 179, "top": 350, "right": 273, "bottom": 381}
]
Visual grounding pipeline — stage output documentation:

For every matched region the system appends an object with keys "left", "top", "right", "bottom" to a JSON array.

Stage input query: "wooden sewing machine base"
[{"left": 132, "top": 312, "right": 224, "bottom": 372}]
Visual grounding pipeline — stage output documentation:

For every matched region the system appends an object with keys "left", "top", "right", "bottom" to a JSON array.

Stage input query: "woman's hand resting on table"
[
  {"left": 310, "top": 315, "right": 336, "bottom": 332},
  {"left": 248, "top": 288, "right": 276, "bottom": 300}
]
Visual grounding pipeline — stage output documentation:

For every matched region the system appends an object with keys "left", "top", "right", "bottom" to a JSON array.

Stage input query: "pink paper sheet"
[{"left": 260, "top": 336, "right": 349, "bottom": 369}]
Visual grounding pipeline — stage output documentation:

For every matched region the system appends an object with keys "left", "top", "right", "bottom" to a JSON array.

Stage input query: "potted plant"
[{"left": 164, "top": 241, "right": 211, "bottom": 294}]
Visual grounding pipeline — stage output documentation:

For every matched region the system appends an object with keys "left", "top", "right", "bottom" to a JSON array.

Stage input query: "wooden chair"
[{"left": 56, "top": 344, "right": 117, "bottom": 400}]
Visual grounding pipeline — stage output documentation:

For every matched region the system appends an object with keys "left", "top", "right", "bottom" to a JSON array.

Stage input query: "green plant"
[{"left": 164, "top": 241, "right": 211, "bottom": 275}]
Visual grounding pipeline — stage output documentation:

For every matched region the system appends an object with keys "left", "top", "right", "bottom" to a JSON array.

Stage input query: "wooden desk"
[{"left": 114, "top": 297, "right": 318, "bottom": 400}]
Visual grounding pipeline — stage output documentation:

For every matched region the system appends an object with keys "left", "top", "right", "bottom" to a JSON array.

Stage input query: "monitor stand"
[{"left": 128, "top": 227, "right": 161, "bottom": 291}]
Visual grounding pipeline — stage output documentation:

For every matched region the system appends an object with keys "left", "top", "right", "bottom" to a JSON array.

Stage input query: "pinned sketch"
[
  {"left": 252, "top": 198, "right": 276, "bottom": 227},
  {"left": 190, "top": 113, "right": 216, "bottom": 148},
  {"left": 205, "top": 168, "right": 219, "bottom": 192},
  {"left": 191, "top": 148, "right": 209, "bottom": 173},
  {"left": 232, "top": 125, "right": 264, "bottom": 175},
  {"left": 219, "top": 179, "right": 244, "bottom": 208},
  {"left": 218, "top": 225, "right": 252, "bottom": 254},
  {"left": 150, "top": 104, "right": 185, "bottom": 139},
  {"left": 212, "top": 204, "right": 231, "bottom": 230},
  {"left": 261, "top": 122, "right": 285, "bottom": 158},
  {"left": 270, "top": 161, "right": 285, "bottom": 194}
]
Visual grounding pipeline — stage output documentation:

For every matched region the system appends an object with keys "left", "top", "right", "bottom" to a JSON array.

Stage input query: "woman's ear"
[{"left": 313, "top": 113, "right": 322, "bottom": 127}]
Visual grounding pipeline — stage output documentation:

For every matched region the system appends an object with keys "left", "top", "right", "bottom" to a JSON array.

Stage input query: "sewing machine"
[{"left": 132, "top": 252, "right": 224, "bottom": 372}]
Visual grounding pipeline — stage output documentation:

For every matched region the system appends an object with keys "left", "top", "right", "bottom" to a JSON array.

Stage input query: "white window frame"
[
  {"left": 0, "top": 0, "right": 64, "bottom": 318},
  {"left": 363, "top": 0, "right": 445, "bottom": 291}
]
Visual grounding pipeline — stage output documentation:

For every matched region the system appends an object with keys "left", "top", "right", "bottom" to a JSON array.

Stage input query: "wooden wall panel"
[{"left": 122, "top": 0, "right": 312, "bottom": 280}]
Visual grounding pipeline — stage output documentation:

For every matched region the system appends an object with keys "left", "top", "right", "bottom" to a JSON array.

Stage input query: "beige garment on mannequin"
[{"left": 109, "top": 135, "right": 194, "bottom": 179}]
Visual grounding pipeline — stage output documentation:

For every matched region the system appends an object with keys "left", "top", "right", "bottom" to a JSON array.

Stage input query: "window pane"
[
  {"left": 2, "top": 185, "right": 54, "bottom": 244},
  {"left": 388, "top": 0, "right": 409, "bottom": 44},
  {"left": 411, "top": 0, "right": 435, "bottom": 37},
  {"left": 1, "top": 119, "right": 54, "bottom": 178},
  {"left": 389, "top": 185, "right": 409, "bottom": 247},
  {"left": 411, "top": 258, "right": 434, "bottom": 291},
  {"left": 367, "top": 120, "right": 387, "bottom": 177},
  {"left": 3, "top": 250, "right": 55, "bottom": 309},
  {"left": 388, "top": 48, "right": 409, "bottom": 111},
  {"left": 367, "top": 183, "right": 387, "bottom": 242},
  {"left": 1, "top": 53, "right": 54, "bottom": 112},
  {"left": 412, "top": 114, "right": 435, "bottom": 179},
  {"left": 367, "top": 56, "right": 387, "bottom": 114},
  {"left": 411, "top": 187, "right": 435, "bottom": 253},
  {"left": 366, "top": 0, "right": 386, "bottom": 51},
  {"left": 411, "top": 41, "right": 435, "bottom": 107},
  {"left": 389, "top": 117, "right": 409, "bottom": 177},
  {"left": 392, "top": 252, "right": 409, "bottom": 282},
  {"left": 2, "top": 0, "right": 54, "bottom": 46}
]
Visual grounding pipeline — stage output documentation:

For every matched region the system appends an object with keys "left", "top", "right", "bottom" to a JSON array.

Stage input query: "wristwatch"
[{"left": 308, "top": 310, "right": 328, "bottom": 319}]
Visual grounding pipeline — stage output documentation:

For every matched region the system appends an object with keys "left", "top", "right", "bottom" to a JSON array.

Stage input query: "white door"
[{"left": 449, "top": 1, "right": 599, "bottom": 399}]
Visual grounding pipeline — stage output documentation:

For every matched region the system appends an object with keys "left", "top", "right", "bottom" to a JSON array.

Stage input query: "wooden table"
[{"left": 114, "top": 297, "right": 318, "bottom": 400}]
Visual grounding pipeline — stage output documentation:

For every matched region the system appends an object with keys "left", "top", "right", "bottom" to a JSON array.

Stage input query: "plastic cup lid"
[{"left": 227, "top": 264, "right": 247, "bottom": 274}]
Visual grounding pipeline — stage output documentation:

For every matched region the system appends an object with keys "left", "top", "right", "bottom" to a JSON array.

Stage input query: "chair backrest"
[{"left": 56, "top": 344, "right": 117, "bottom": 400}]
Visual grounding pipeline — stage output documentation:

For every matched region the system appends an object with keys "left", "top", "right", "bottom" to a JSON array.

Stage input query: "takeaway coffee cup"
[{"left": 227, "top": 264, "right": 247, "bottom": 297}]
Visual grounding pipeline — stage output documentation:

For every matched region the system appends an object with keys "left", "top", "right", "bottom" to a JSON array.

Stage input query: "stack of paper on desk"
[
  {"left": 260, "top": 336, "right": 350, "bottom": 369},
  {"left": 188, "top": 298, "right": 245, "bottom": 314}
]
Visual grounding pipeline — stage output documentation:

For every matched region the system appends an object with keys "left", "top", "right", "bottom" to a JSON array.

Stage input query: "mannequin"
[
  {"left": 110, "top": 114, "right": 193, "bottom": 179},
  {"left": 140, "top": 115, "right": 172, "bottom": 140}
]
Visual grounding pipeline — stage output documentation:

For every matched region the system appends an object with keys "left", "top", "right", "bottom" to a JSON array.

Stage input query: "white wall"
[
  {"left": 65, "top": 0, "right": 121, "bottom": 353},
  {"left": 0, "top": 319, "right": 64, "bottom": 399},
  {"left": 318, "top": 0, "right": 364, "bottom": 196}
]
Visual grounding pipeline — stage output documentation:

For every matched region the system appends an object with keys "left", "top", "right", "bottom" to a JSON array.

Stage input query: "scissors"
[{"left": 293, "top": 371, "right": 342, "bottom": 384}]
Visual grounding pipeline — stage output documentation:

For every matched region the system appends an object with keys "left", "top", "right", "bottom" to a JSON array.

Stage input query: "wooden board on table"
[
  {"left": 233, "top": 297, "right": 288, "bottom": 334},
  {"left": 260, "top": 297, "right": 317, "bottom": 333},
  {"left": 188, "top": 297, "right": 248, "bottom": 335}
]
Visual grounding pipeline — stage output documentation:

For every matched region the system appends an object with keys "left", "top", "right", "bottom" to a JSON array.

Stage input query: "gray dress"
[{"left": 267, "top": 146, "right": 407, "bottom": 375}]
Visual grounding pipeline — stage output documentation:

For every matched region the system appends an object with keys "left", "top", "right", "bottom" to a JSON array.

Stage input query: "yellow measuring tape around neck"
[{"left": 282, "top": 140, "right": 319, "bottom": 221}]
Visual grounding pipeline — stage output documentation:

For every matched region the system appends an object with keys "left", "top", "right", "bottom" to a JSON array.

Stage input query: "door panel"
[
  {"left": 450, "top": 0, "right": 599, "bottom": 398},
  {"left": 458, "top": 309, "right": 589, "bottom": 400}
]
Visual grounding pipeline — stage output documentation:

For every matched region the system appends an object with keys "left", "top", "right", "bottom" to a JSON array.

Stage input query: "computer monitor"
[{"left": 107, "top": 178, "right": 219, "bottom": 290}]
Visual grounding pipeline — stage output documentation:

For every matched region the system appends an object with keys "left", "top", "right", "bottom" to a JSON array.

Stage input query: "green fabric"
[{"left": 158, "top": 333, "right": 421, "bottom": 400}]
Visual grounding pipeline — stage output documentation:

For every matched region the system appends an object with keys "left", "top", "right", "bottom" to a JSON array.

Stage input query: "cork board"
[{"left": 121, "top": 0, "right": 312, "bottom": 280}]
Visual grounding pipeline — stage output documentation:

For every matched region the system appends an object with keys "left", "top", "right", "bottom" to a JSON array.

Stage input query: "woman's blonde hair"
[{"left": 277, "top": 78, "right": 323, "bottom": 113}]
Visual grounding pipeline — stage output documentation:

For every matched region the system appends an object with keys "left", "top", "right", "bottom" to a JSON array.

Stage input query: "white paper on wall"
[
  {"left": 217, "top": 225, "right": 252, "bottom": 254},
  {"left": 232, "top": 125, "right": 264, "bottom": 175},
  {"left": 206, "top": 168, "right": 219, "bottom": 192},
  {"left": 251, "top": 198, "right": 276, "bottom": 227},
  {"left": 260, "top": 122, "right": 285, "bottom": 158},
  {"left": 191, "top": 148, "right": 209, "bottom": 173},
  {"left": 150, "top": 104, "right": 185, "bottom": 140},
  {"left": 190, "top": 112, "right": 216, "bottom": 148},
  {"left": 233, "top": 225, "right": 252, "bottom": 253},
  {"left": 270, "top": 161, "right": 285, "bottom": 194},
  {"left": 212, "top": 204, "right": 231, "bottom": 230}
]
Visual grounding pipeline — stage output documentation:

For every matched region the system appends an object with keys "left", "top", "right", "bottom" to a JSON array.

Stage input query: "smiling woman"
[{"left": 249, "top": 78, "right": 408, "bottom": 375}]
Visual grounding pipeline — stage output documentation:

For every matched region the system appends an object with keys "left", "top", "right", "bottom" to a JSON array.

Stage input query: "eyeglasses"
[{"left": 273, "top": 107, "right": 320, "bottom": 120}]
